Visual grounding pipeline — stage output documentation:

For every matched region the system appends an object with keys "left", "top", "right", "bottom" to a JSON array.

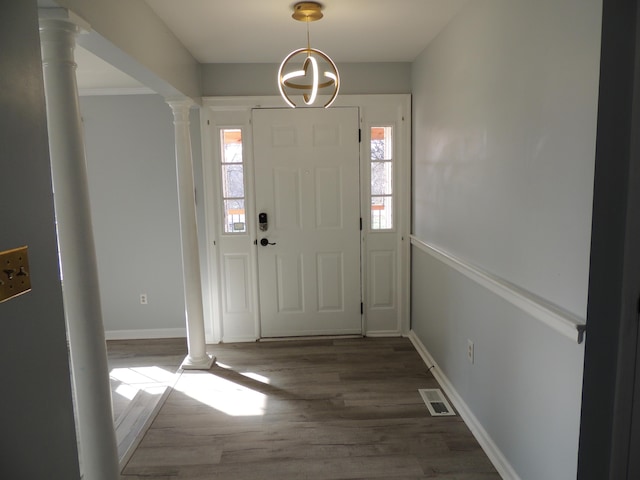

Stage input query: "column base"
[{"left": 180, "top": 354, "right": 215, "bottom": 370}]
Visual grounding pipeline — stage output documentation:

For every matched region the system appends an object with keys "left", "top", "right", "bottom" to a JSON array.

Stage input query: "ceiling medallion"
[{"left": 278, "top": 2, "right": 340, "bottom": 108}]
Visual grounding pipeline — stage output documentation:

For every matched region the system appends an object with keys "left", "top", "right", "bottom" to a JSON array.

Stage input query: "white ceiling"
[
  {"left": 75, "top": 0, "right": 469, "bottom": 91},
  {"left": 144, "top": 0, "right": 468, "bottom": 64}
]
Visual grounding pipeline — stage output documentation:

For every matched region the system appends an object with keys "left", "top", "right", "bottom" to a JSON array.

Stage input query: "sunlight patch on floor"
[
  {"left": 240, "top": 371, "right": 270, "bottom": 384},
  {"left": 173, "top": 370, "right": 268, "bottom": 416},
  {"left": 217, "top": 361, "right": 271, "bottom": 385},
  {"left": 110, "top": 366, "right": 177, "bottom": 400}
]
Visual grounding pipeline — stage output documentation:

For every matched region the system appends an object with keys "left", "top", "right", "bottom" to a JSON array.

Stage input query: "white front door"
[{"left": 252, "top": 107, "right": 361, "bottom": 337}]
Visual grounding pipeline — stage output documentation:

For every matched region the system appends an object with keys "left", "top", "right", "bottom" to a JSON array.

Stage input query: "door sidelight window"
[
  {"left": 220, "top": 128, "right": 247, "bottom": 233},
  {"left": 370, "top": 126, "right": 394, "bottom": 230}
]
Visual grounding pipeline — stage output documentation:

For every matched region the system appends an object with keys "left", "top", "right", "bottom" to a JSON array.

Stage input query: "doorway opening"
[{"left": 200, "top": 95, "right": 411, "bottom": 344}]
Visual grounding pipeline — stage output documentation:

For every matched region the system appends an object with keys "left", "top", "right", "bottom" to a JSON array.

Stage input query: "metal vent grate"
[{"left": 419, "top": 388, "right": 456, "bottom": 416}]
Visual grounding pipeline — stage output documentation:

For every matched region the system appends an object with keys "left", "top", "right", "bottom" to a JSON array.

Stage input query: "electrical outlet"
[
  {"left": 140, "top": 293, "right": 148, "bottom": 305},
  {"left": 467, "top": 339, "right": 474, "bottom": 364}
]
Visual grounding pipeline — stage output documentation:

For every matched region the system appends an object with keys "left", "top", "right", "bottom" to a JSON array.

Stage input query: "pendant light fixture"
[{"left": 278, "top": 2, "right": 340, "bottom": 108}]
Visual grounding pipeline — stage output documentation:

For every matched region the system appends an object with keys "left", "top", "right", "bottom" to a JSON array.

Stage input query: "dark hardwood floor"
[{"left": 113, "top": 337, "right": 500, "bottom": 479}]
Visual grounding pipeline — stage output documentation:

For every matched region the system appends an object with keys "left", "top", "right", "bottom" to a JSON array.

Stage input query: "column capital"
[
  {"left": 166, "top": 97, "right": 196, "bottom": 111},
  {"left": 167, "top": 98, "right": 195, "bottom": 125},
  {"left": 38, "top": 8, "right": 90, "bottom": 32}
]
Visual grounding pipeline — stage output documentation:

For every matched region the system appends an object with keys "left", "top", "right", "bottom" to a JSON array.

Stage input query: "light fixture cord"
[{"left": 306, "top": 18, "right": 311, "bottom": 55}]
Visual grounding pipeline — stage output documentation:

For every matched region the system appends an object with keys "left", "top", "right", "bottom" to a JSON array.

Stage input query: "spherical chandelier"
[{"left": 278, "top": 2, "right": 340, "bottom": 108}]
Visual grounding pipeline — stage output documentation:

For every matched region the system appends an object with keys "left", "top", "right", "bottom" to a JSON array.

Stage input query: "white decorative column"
[
  {"left": 167, "top": 99, "right": 215, "bottom": 370},
  {"left": 39, "top": 10, "right": 119, "bottom": 480}
]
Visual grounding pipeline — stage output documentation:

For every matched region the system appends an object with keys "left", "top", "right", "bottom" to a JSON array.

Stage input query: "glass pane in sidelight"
[
  {"left": 370, "top": 126, "right": 393, "bottom": 160},
  {"left": 224, "top": 199, "right": 246, "bottom": 233},
  {"left": 371, "top": 161, "right": 393, "bottom": 196},
  {"left": 221, "top": 129, "right": 243, "bottom": 163},
  {"left": 371, "top": 196, "right": 393, "bottom": 230},
  {"left": 222, "top": 164, "right": 244, "bottom": 198}
]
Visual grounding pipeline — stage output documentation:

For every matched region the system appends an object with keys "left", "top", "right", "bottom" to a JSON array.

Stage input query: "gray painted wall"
[
  {"left": 0, "top": 1, "right": 80, "bottom": 477},
  {"left": 202, "top": 62, "right": 411, "bottom": 96},
  {"left": 58, "top": 0, "right": 200, "bottom": 99},
  {"left": 81, "top": 94, "right": 196, "bottom": 335},
  {"left": 410, "top": 0, "right": 601, "bottom": 478}
]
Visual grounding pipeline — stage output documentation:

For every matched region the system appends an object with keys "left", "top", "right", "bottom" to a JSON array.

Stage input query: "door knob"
[{"left": 260, "top": 238, "right": 276, "bottom": 246}]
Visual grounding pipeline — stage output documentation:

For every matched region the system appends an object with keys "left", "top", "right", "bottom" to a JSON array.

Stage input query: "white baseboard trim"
[
  {"left": 365, "top": 330, "right": 402, "bottom": 337},
  {"left": 407, "top": 330, "right": 521, "bottom": 480},
  {"left": 105, "top": 328, "right": 187, "bottom": 340},
  {"left": 221, "top": 336, "right": 258, "bottom": 343}
]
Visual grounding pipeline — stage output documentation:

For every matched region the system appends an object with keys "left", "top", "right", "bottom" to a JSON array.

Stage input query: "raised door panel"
[{"left": 254, "top": 107, "right": 361, "bottom": 337}]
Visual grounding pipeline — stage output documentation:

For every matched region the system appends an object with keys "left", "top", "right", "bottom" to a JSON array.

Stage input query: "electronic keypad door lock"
[{"left": 258, "top": 212, "right": 268, "bottom": 231}]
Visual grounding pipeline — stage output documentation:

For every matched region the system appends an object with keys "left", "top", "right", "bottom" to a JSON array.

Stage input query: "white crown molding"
[{"left": 78, "top": 87, "right": 156, "bottom": 97}]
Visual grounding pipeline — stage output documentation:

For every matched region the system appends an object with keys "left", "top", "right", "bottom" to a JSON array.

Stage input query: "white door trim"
[{"left": 200, "top": 95, "right": 411, "bottom": 343}]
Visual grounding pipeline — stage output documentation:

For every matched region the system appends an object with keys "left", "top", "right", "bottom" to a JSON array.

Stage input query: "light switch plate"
[{"left": 0, "top": 246, "right": 32, "bottom": 303}]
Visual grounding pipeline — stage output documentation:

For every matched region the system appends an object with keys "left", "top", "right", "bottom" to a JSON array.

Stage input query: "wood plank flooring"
[
  {"left": 118, "top": 337, "right": 500, "bottom": 479},
  {"left": 107, "top": 338, "right": 186, "bottom": 466}
]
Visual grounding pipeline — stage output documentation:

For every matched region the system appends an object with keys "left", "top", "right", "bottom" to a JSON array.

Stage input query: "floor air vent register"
[{"left": 419, "top": 388, "right": 456, "bottom": 416}]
